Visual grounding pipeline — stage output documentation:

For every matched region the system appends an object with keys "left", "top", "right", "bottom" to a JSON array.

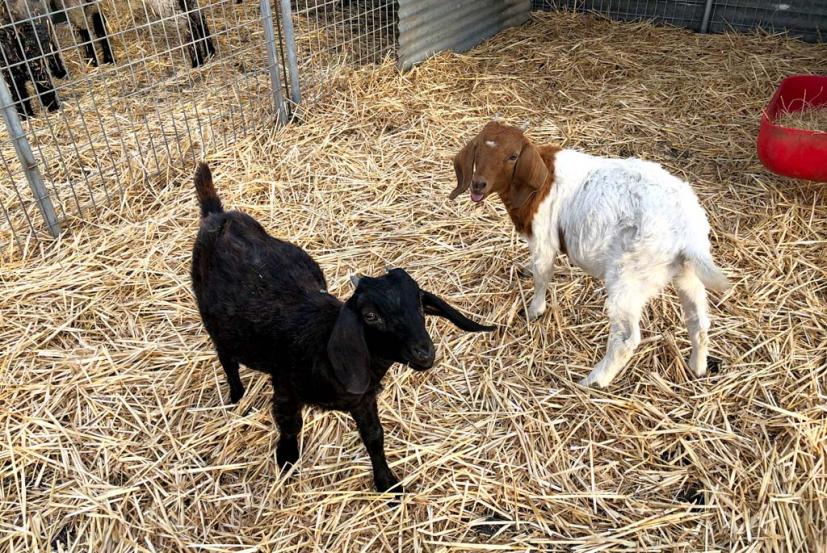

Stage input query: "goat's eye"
[
  {"left": 508, "top": 153, "right": 519, "bottom": 162},
  {"left": 363, "top": 311, "right": 380, "bottom": 324}
]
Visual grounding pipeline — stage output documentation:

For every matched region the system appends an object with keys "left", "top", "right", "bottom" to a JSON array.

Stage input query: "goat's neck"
[
  {"left": 368, "top": 356, "right": 394, "bottom": 380},
  {"left": 498, "top": 144, "right": 561, "bottom": 238}
]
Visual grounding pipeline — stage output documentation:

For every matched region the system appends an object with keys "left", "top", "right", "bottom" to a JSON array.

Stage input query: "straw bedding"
[{"left": 1, "top": 11, "right": 826, "bottom": 551}]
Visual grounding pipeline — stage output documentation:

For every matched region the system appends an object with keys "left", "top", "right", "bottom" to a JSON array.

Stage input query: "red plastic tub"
[{"left": 757, "top": 75, "right": 827, "bottom": 182}]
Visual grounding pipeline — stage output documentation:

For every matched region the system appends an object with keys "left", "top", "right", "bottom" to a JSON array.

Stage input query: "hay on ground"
[{"left": 1, "top": 11, "right": 826, "bottom": 552}]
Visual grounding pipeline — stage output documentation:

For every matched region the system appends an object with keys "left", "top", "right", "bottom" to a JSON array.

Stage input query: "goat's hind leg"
[
  {"left": 674, "top": 267, "right": 713, "bottom": 377},
  {"left": 187, "top": 10, "right": 214, "bottom": 67},
  {"left": 198, "top": 12, "right": 215, "bottom": 58},
  {"left": 217, "top": 352, "right": 244, "bottom": 403}
]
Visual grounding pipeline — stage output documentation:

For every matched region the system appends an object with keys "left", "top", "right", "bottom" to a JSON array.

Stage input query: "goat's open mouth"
[{"left": 470, "top": 191, "right": 485, "bottom": 203}]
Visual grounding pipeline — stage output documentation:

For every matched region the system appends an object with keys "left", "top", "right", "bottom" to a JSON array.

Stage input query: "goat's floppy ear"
[
  {"left": 327, "top": 302, "right": 371, "bottom": 395},
  {"left": 449, "top": 138, "right": 476, "bottom": 200},
  {"left": 421, "top": 290, "right": 495, "bottom": 332},
  {"left": 511, "top": 142, "right": 549, "bottom": 209}
]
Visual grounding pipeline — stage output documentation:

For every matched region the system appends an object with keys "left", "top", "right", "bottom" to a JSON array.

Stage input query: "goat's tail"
[
  {"left": 194, "top": 162, "right": 222, "bottom": 217},
  {"left": 685, "top": 250, "right": 731, "bottom": 292}
]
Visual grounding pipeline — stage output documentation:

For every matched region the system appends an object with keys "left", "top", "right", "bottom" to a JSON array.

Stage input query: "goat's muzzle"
[
  {"left": 470, "top": 180, "right": 488, "bottom": 203},
  {"left": 407, "top": 342, "right": 435, "bottom": 370}
]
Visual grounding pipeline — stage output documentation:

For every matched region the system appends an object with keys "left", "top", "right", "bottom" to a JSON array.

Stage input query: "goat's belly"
[{"left": 562, "top": 239, "right": 608, "bottom": 280}]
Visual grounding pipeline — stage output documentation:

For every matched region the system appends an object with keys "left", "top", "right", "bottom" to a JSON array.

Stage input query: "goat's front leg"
[
  {"left": 92, "top": 12, "right": 115, "bottom": 65},
  {"left": 350, "top": 397, "right": 401, "bottom": 494},
  {"left": 527, "top": 252, "right": 555, "bottom": 321},
  {"left": 77, "top": 27, "right": 99, "bottom": 66},
  {"left": 272, "top": 387, "right": 303, "bottom": 469},
  {"left": 9, "top": 70, "right": 34, "bottom": 118}
]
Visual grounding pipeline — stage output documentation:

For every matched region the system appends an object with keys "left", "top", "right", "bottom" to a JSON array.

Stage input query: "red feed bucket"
[{"left": 757, "top": 75, "right": 827, "bottom": 182}]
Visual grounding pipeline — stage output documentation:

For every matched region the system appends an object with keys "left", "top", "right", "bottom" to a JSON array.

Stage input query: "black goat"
[
  {"left": 1, "top": 0, "right": 66, "bottom": 118},
  {"left": 190, "top": 163, "right": 494, "bottom": 493}
]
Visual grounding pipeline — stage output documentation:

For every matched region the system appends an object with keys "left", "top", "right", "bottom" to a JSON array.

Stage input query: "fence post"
[
  {"left": 260, "top": 0, "right": 288, "bottom": 124},
  {"left": 0, "top": 72, "right": 61, "bottom": 237},
  {"left": 278, "top": 0, "right": 301, "bottom": 106},
  {"left": 701, "top": 0, "right": 715, "bottom": 33}
]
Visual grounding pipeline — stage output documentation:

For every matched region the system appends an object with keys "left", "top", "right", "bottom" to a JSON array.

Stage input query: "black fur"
[
  {"left": 0, "top": 20, "right": 60, "bottom": 118},
  {"left": 91, "top": 11, "right": 114, "bottom": 65},
  {"left": 50, "top": 0, "right": 115, "bottom": 67},
  {"left": 178, "top": 0, "right": 215, "bottom": 68},
  {"left": 77, "top": 27, "right": 98, "bottom": 66},
  {"left": 190, "top": 163, "right": 493, "bottom": 494}
]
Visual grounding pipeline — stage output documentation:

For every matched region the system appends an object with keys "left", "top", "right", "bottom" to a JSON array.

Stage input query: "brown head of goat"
[{"left": 449, "top": 121, "right": 560, "bottom": 236}]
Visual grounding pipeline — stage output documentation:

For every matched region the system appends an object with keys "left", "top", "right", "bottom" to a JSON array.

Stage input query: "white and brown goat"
[{"left": 449, "top": 121, "right": 731, "bottom": 388}]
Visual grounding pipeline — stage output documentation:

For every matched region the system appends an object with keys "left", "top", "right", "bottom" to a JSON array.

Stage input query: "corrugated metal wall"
[
  {"left": 532, "top": 0, "right": 825, "bottom": 42},
  {"left": 398, "top": 0, "right": 531, "bottom": 69}
]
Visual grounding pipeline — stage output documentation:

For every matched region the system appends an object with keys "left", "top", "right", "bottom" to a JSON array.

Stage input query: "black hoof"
[
  {"left": 473, "top": 514, "right": 508, "bottom": 537},
  {"left": 376, "top": 479, "right": 404, "bottom": 506},
  {"left": 375, "top": 475, "right": 403, "bottom": 496},
  {"left": 676, "top": 483, "right": 704, "bottom": 509},
  {"left": 276, "top": 440, "right": 299, "bottom": 469}
]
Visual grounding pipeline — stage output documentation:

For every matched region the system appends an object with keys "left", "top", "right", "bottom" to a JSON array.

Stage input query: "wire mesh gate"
[
  {"left": 0, "top": 0, "right": 398, "bottom": 252},
  {"left": 0, "top": 0, "right": 293, "bottom": 249}
]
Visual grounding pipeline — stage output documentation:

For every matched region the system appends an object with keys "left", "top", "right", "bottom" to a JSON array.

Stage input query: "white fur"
[
  {"left": 45, "top": 0, "right": 100, "bottom": 31},
  {"left": 524, "top": 149, "right": 729, "bottom": 387},
  {"left": 141, "top": 0, "right": 184, "bottom": 23}
]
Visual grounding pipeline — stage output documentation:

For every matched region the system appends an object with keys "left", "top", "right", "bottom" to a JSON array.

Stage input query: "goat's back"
[
  {"left": 556, "top": 151, "right": 712, "bottom": 278},
  {"left": 1, "top": 0, "right": 52, "bottom": 51},
  {"left": 191, "top": 210, "right": 336, "bottom": 369}
]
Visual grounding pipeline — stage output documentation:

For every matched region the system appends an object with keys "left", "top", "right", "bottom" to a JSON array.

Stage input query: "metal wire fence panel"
[
  {"left": 709, "top": 1, "right": 825, "bottom": 41},
  {"left": 0, "top": 0, "right": 290, "bottom": 249},
  {"left": 533, "top": 0, "right": 826, "bottom": 38},
  {"left": 289, "top": 0, "right": 397, "bottom": 104},
  {"left": 534, "top": 0, "right": 707, "bottom": 29}
]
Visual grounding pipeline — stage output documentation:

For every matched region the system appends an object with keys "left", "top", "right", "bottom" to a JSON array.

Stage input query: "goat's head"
[
  {"left": 449, "top": 121, "right": 549, "bottom": 209},
  {"left": 327, "top": 268, "right": 495, "bottom": 394}
]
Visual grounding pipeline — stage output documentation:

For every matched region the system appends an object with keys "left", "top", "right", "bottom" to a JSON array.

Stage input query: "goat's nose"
[
  {"left": 412, "top": 343, "right": 435, "bottom": 364},
  {"left": 471, "top": 179, "right": 486, "bottom": 192}
]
